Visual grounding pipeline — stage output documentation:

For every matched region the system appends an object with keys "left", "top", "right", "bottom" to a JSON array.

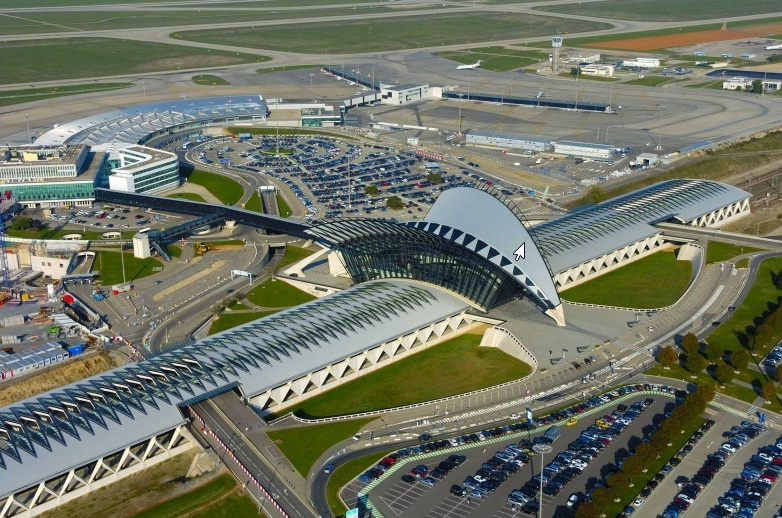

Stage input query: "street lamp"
[
  {"left": 657, "top": 104, "right": 666, "bottom": 150},
  {"left": 457, "top": 93, "right": 464, "bottom": 136},
  {"left": 532, "top": 443, "right": 552, "bottom": 518},
  {"left": 24, "top": 114, "right": 30, "bottom": 144},
  {"left": 309, "top": 73, "right": 315, "bottom": 102}
]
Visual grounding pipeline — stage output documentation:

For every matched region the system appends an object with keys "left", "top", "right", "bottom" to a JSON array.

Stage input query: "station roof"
[
  {"left": 0, "top": 280, "right": 468, "bottom": 498},
  {"left": 531, "top": 179, "right": 751, "bottom": 273},
  {"left": 555, "top": 141, "right": 615, "bottom": 151},
  {"left": 466, "top": 131, "right": 551, "bottom": 143},
  {"left": 34, "top": 96, "right": 269, "bottom": 147}
]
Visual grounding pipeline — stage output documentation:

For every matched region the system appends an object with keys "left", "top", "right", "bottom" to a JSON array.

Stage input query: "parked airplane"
[
  {"left": 457, "top": 60, "right": 482, "bottom": 70},
  {"left": 766, "top": 44, "right": 782, "bottom": 50}
]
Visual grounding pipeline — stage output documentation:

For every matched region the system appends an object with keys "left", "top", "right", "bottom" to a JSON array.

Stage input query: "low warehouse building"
[
  {"left": 465, "top": 131, "right": 552, "bottom": 152},
  {"left": 554, "top": 141, "right": 615, "bottom": 160}
]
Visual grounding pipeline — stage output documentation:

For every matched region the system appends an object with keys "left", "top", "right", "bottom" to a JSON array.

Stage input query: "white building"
[
  {"left": 379, "top": 83, "right": 434, "bottom": 105},
  {"left": 133, "top": 233, "right": 151, "bottom": 259},
  {"left": 622, "top": 58, "right": 660, "bottom": 69},
  {"left": 554, "top": 141, "right": 615, "bottom": 160},
  {"left": 763, "top": 80, "right": 782, "bottom": 91},
  {"left": 466, "top": 131, "right": 552, "bottom": 152},
  {"left": 581, "top": 64, "right": 615, "bottom": 77},
  {"left": 723, "top": 77, "right": 753, "bottom": 90},
  {"left": 0, "top": 146, "right": 89, "bottom": 181},
  {"left": 108, "top": 145, "right": 179, "bottom": 194}
]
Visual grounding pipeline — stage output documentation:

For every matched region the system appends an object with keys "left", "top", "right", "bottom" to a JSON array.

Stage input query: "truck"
[
  {"left": 112, "top": 284, "right": 132, "bottom": 294},
  {"left": 544, "top": 425, "right": 561, "bottom": 443}
]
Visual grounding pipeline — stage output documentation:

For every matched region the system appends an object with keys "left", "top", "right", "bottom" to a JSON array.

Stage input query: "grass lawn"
[
  {"left": 560, "top": 251, "right": 691, "bottom": 308},
  {"left": 282, "top": 332, "right": 531, "bottom": 418},
  {"left": 94, "top": 251, "right": 162, "bottom": 285},
  {"left": 535, "top": 0, "right": 781, "bottom": 21},
  {"left": 707, "top": 256, "right": 782, "bottom": 355},
  {"left": 705, "top": 241, "right": 763, "bottom": 264},
  {"left": 132, "top": 474, "right": 262, "bottom": 518},
  {"left": 605, "top": 416, "right": 706, "bottom": 517},
  {"left": 276, "top": 194, "right": 293, "bottom": 218},
  {"left": 327, "top": 453, "right": 380, "bottom": 517},
  {"left": 278, "top": 245, "right": 315, "bottom": 270},
  {"left": 711, "top": 128, "right": 782, "bottom": 155},
  {"left": 167, "top": 192, "right": 207, "bottom": 202},
  {"left": 166, "top": 245, "right": 182, "bottom": 258},
  {"left": 192, "top": 74, "right": 231, "bottom": 86},
  {"left": 0, "top": 38, "right": 266, "bottom": 85},
  {"left": 268, "top": 418, "right": 373, "bottom": 477},
  {"left": 623, "top": 76, "right": 677, "bottom": 87},
  {"left": 177, "top": 13, "right": 609, "bottom": 54},
  {"left": 208, "top": 311, "right": 277, "bottom": 335},
  {"left": 228, "top": 301, "right": 251, "bottom": 310},
  {"left": 437, "top": 46, "right": 550, "bottom": 72},
  {"left": 245, "top": 192, "right": 262, "bottom": 212},
  {"left": 184, "top": 170, "right": 243, "bottom": 205},
  {"left": 245, "top": 279, "right": 316, "bottom": 308},
  {"left": 0, "top": 82, "right": 130, "bottom": 107}
]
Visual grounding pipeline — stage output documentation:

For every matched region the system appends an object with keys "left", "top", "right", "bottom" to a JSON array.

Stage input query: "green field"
[
  {"left": 245, "top": 192, "right": 262, "bottom": 212},
  {"left": 623, "top": 76, "right": 678, "bottom": 87},
  {"left": 560, "top": 251, "right": 692, "bottom": 308},
  {"left": 176, "top": 13, "right": 610, "bottom": 54},
  {"left": 192, "top": 74, "right": 231, "bottom": 86},
  {"left": 437, "top": 46, "right": 550, "bottom": 72},
  {"left": 535, "top": 0, "right": 781, "bottom": 21},
  {"left": 0, "top": 82, "right": 130, "bottom": 107},
  {"left": 268, "top": 419, "right": 373, "bottom": 478},
  {"left": 277, "top": 245, "right": 315, "bottom": 270},
  {"left": 245, "top": 279, "right": 316, "bottom": 308},
  {"left": 132, "top": 474, "right": 264, "bottom": 518},
  {"left": 208, "top": 311, "right": 277, "bottom": 335},
  {"left": 166, "top": 245, "right": 183, "bottom": 258},
  {"left": 0, "top": 38, "right": 267, "bottom": 85},
  {"left": 711, "top": 129, "right": 782, "bottom": 155},
  {"left": 184, "top": 170, "right": 244, "bottom": 205},
  {"left": 167, "top": 192, "right": 207, "bottom": 202},
  {"left": 283, "top": 332, "right": 531, "bottom": 418},
  {"left": 706, "top": 241, "right": 763, "bottom": 264},
  {"left": 94, "top": 250, "right": 163, "bottom": 285},
  {"left": 276, "top": 194, "right": 293, "bottom": 218}
]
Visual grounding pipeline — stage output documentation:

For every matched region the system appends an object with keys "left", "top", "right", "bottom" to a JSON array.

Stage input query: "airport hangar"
[{"left": 0, "top": 178, "right": 751, "bottom": 516}]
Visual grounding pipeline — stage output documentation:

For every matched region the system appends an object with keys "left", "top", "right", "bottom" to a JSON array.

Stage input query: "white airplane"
[
  {"left": 457, "top": 60, "right": 482, "bottom": 70},
  {"left": 766, "top": 44, "right": 782, "bottom": 50}
]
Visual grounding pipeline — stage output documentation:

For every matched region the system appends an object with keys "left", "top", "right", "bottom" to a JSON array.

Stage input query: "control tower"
[{"left": 551, "top": 35, "right": 563, "bottom": 73}]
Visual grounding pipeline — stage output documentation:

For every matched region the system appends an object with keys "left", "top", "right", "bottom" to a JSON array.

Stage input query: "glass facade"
[
  {"left": 6, "top": 181, "right": 94, "bottom": 206},
  {"left": 318, "top": 225, "right": 526, "bottom": 311}
]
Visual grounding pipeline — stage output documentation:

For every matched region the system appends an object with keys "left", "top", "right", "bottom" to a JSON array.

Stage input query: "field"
[
  {"left": 524, "top": 24, "right": 721, "bottom": 49},
  {"left": 183, "top": 170, "right": 244, "bottom": 205},
  {"left": 0, "top": 83, "right": 130, "bottom": 107},
  {"left": 192, "top": 74, "right": 231, "bottom": 86},
  {"left": 176, "top": 13, "right": 610, "bottom": 54},
  {"left": 245, "top": 192, "right": 262, "bottom": 212},
  {"left": 268, "top": 419, "right": 373, "bottom": 477},
  {"left": 132, "top": 475, "right": 263, "bottom": 518},
  {"left": 705, "top": 241, "right": 763, "bottom": 264},
  {"left": 208, "top": 310, "right": 277, "bottom": 335},
  {"left": 585, "top": 28, "right": 767, "bottom": 51},
  {"left": 327, "top": 453, "right": 380, "bottom": 516},
  {"left": 623, "top": 76, "right": 680, "bottom": 87},
  {"left": 281, "top": 331, "right": 531, "bottom": 418},
  {"left": 0, "top": 38, "right": 267, "bottom": 85},
  {"left": 94, "top": 250, "right": 163, "bottom": 285},
  {"left": 277, "top": 245, "right": 315, "bottom": 270},
  {"left": 536, "top": 0, "right": 782, "bottom": 22},
  {"left": 560, "top": 251, "right": 692, "bottom": 308},
  {"left": 245, "top": 279, "right": 315, "bottom": 308},
  {"left": 167, "top": 192, "right": 208, "bottom": 202},
  {"left": 276, "top": 194, "right": 293, "bottom": 218},
  {"left": 437, "top": 46, "right": 550, "bottom": 72}
]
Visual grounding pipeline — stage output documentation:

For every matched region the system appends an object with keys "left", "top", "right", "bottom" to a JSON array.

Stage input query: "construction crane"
[{"left": 0, "top": 191, "right": 13, "bottom": 288}]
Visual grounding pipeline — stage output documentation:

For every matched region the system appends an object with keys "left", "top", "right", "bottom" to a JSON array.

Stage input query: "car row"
[
  {"left": 659, "top": 421, "right": 762, "bottom": 518},
  {"left": 762, "top": 340, "right": 782, "bottom": 368},
  {"left": 708, "top": 428, "right": 779, "bottom": 518}
]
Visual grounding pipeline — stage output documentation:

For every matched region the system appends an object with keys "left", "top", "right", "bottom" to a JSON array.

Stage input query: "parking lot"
[
  {"left": 39, "top": 204, "right": 183, "bottom": 235},
  {"left": 344, "top": 387, "right": 688, "bottom": 518}
]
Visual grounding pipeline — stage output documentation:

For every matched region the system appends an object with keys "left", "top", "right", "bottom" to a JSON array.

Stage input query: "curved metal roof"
[
  {"left": 532, "top": 179, "right": 751, "bottom": 273},
  {"left": 34, "top": 96, "right": 269, "bottom": 147},
  {"left": 418, "top": 186, "right": 561, "bottom": 309},
  {"left": 0, "top": 280, "right": 468, "bottom": 498}
]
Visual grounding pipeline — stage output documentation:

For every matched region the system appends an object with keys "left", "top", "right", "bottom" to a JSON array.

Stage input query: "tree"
[
  {"left": 10, "top": 216, "right": 32, "bottom": 231},
  {"left": 364, "top": 185, "right": 379, "bottom": 196},
  {"left": 622, "top": 454, "right": 643, "bottom": 475},
  {"left": 575, "top": 502, "right": 599, "bottom": 518},
  {"left": 753, "top": 323, "right": 774, "bottom": 351},
  {"left": 704, "top": 340, "right": 722, "bottom": 364},
  {"left": 635, "top": 442, "right": 655, "bottom": 470},
  {"left": 607, "top": 472, "right": 628, "bottom": 498},
  {"left": 426, "top": 172, "right": 442, "bottom": 184},
  {"left": 570, "top": 66, "right": 582, "bottom": 77},
  {"left": 761, "top": 380, "right": 777, "bottom": 402},
  {"left": 776, "top": 363, "right": 782, "bottom": 384},
  {"left": 730, "top": 349, "right": 750, "bottom": 371},
  {"left": 591, "top": 487, "right": 613, "bottom": 517},
  {"left": 685, "top": 353, "right": 707, "bottom": 376},
  {"left": 681, "top": 333, "right": 700, "bottom": 356},
  {"left": 587, "top": 186, "right": 608, "bottom": 204},
  {"left": 658, "top": 345, "right": 678, "bottom": 368},
  {"left": 715, "top": 362, "right": 734, "bottom": 385},
  {"left": 651, "top": 434, "right": 667, "bottom": 457},
  {"left": 386, "top": 196, "right": 403, "bottom": 209},
  {"left": 751, "top": 79, "right": 764, "bottom": 94}
]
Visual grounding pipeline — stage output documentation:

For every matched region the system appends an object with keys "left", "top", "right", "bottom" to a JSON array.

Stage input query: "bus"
[
  {"left": 137, "top": 227, "right": 151, "bottom": 234},
  {"left": 181, "top": 141, "right": 191, "bottom": 150}
]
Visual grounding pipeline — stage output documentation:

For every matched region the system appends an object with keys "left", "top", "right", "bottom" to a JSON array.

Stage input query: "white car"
[
  {"left": 567, "top": 494, "right": 579, "bottom": 508},
  {"left": 676, "top": 494, "right": 695, "bottom": 504},
  {"left": 633, "top": 498, "right": 645, "bottom": 507},
  {"left": 721, "top": 443, "right": 737, "bottom": 453},
  {"left": 758, "top": 452, "right": 773, "bottom": 462},
  {"left": 647, "top": 326, "right": 655, "bottom": 332}
]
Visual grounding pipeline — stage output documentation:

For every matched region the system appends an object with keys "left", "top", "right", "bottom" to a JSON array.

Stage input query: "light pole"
[
  {"left": 457, "top": 93, "right": 464, "bottom": 136},
  {"left": 657, "top": 104, "right": 665, "bottom": 150},
  {"left": 24, "top": 114, "right": 30, "bottom": 144},
  {"left": 533, "top": 443, "right": 552, "bottom": 518},
  {"left": 309, "top": 74, "right": 314, "bottom": 102}
]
